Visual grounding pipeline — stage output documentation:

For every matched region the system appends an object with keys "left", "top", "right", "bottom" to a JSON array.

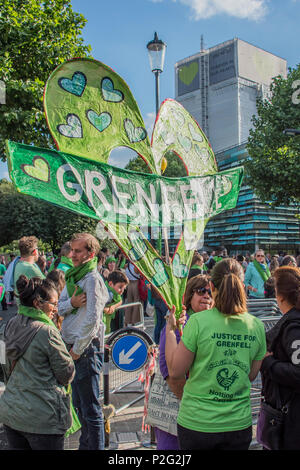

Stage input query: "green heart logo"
[
  {"left": 178, "top": 134, "right": 192, "bottom": 152},
  {"left": 101, "top": 77, "right": 124, "bottom": 103},
  {"left": 21, "top": 157, "right": 50, "bottom": 183},
  {"left": 179, "top": 61, "right": 199, "bottom": 86},
  {"left": 152, "top": 258, "right": 169, "bottom": 287},
  {"left": 58, "top": 71, "right": 87, "bottom": 97},
  {"left": 86, "top": 110, "right": 112, "bottom": 132},
  {"left": 172, "top": 253, "right": 189, "bottom": 278},
  {"left": 188, "top": 123, "right": 203, "bottom": 142},
  {"left": 57, "top": 114, "right": 83, "bottom": 139},
  {"left": 124, "top": 119, "right": 147, "bottom": 143},
  {"left": 128, "top": 231, "right": 148, "bottom": 261}
]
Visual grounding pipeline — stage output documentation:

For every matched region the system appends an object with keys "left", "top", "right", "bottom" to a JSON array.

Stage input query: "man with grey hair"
[
  {"left": 58, "top": 232, "right": 108, "bottom": 450},
  {"left": 244, "top": 249, "right": 271, "bottom": 298}
]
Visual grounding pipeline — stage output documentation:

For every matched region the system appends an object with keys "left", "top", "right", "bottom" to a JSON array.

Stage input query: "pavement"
[{"left": 0, "top": 303, "right": 262, "bottom": 452}]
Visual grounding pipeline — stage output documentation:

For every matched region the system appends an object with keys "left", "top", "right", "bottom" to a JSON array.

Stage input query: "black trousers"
[
  {"left": 177, "top": 423, "right": 252, "bottom": 450},
  {"left": 3, "top": 425, "right": 64, "bottom": 450}
]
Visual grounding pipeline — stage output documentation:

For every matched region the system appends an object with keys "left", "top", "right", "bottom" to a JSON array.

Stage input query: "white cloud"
[
  {"left": 144, "top": 112, "right": 156, "bottom": 137},
  {"left": 174, "top": 0, "right": 268, "bottom": 21}
]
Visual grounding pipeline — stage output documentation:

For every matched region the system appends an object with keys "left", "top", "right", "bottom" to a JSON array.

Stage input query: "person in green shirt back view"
[
  {"left": 13, "top": 236, "right": 45, "bottom": 304},
  {"left": 165, "top": 258, "right": 266, "bottom": 451}
]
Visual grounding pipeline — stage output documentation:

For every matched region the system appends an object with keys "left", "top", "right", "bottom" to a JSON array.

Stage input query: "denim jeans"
[
  {"left": 177, "top": 423, "right": 252, "bottom": 450},
  {"left": 71, "top": 339, "right": 104, "bottom": 450},
  {"left": 3, "top": 425, "right": 64, "bottom": 450},
  {"left": 153, "top": 298, "right": 168, "bottom": 345}
]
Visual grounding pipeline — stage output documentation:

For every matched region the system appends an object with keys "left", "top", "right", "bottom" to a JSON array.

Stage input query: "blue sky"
[{"left": 1, "top": 0, "right": 300, "bottom": 178}]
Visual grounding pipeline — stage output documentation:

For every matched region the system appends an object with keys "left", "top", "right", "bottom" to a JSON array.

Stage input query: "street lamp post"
[
  {"left": 146, "top": 32, "right": 166, "bottom": 116},
  {"left": 283, "top": 128, "right": 300, "bottom": 136}
]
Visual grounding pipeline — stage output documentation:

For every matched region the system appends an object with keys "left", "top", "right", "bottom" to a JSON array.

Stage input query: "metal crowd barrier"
[
  {"left": 249, "top": 315, "right": 282, "bottom": 448},
  {"left": 247, "top": 298, "right": 282, "bottom": 318}
]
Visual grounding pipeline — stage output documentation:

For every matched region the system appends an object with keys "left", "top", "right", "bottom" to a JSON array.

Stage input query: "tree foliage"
[
  {"left": 0, "top": 0, "right": 91, "bottom": 161},
  {"left": 245, "top": 64, "right": 300, "bottom": 206},
  {"left": 125, "top": 150, "right": 188, "bottom": 177},
  {"left": 0, "top": 179, "right": 97, "bottom": 252}
]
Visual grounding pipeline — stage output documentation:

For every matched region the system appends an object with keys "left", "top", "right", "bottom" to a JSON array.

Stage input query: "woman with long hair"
[
  {"left": 165, "top": 258, "right": 266, "bottom": 450},
  {"left": 259, "top": 266, "right": 300, "bottom": 449},
  {"left": 153, "top": 274, "right": 213, "bottom": 450},
  {"left": 0, "top": 275, "right": 74, "bottom": 450}
]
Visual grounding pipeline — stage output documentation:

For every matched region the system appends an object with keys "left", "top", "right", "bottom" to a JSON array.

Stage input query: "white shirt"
[{"left": 58, "top": 269, "right": 109, "bottom": 355}]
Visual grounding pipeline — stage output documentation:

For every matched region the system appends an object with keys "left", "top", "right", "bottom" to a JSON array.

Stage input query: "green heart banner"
[
  {"left": 7, "top": 139, "right": 243, "bottom": 314},
  {"left": 6, "top": 58, "right": 244, "bottom": 319},
  {"left": 44, "top": 58, "right": 156, "bottom": 172}
]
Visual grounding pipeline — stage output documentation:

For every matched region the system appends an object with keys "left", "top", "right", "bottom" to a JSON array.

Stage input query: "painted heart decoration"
[
  {"left": 58, "top": 71, "right": 87, "bottom": 97},
  {"left": 21, "top": 157, "right": 50, "bottom": 183},
  {"left": 7, "top": 58, "right": 243, "bottom": 317}
]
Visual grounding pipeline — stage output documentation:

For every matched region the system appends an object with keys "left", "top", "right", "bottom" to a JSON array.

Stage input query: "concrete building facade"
[{"left": 175, "top": 38, "right": 300, "bottom": 254}]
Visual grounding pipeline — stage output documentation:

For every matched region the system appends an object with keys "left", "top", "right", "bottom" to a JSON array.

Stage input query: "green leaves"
[
  {"left": 0, "top": 0, "right": 91, "bottom": 161},
  {"left": 245, "top": 64, "right": 300, "bottom": 207},
  {"left": 0, "top": 178, "right": 97, "bottom": 251}
]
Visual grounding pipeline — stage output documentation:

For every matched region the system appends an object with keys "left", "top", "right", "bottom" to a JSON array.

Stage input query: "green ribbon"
[
  {"left": 253, "top": 259, "right": 271, "bottom": 282},
  {"left": 65, "top": 257, "right": 97, "bottom": 314}
]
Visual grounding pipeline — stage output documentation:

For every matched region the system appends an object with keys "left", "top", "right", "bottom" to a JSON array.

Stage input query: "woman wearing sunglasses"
[
  {"left": 152, "top": 274, "right": 213, "bottom": 450},
  {"left": 0, "top": 275, "right": 75, "bottom": 450},
  {"left": 165, "top": 258, "right": 267, "bottom": 450}
]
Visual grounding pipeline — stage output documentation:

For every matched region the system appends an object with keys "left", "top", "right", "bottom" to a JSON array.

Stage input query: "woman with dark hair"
[
  {"left": 152, "top": 275, "right": 213, "bottom": 450},
  {"left": 46, "top": 269, "right": 67, "bottom": 330},
  {"left": 0, "top": 275, "right": 74, "bottom": 450},
  {"left": 165, "top": 258, "right": 266, "bottom": 450},
  {"left": 259, "top": 266, "right": 300, "bottom": 450},
  {"left": 280, "top": 255, "right": 297, "bottom": 267}
]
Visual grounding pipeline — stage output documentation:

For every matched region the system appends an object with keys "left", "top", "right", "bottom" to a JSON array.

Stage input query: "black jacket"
[{"left": 260, "top": 308, "right": 300, "bottom": 449}]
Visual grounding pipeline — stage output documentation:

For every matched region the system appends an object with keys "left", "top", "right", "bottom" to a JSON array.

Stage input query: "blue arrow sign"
[{"left": 111, "top": 333, "right": 149, "bottom": 372}]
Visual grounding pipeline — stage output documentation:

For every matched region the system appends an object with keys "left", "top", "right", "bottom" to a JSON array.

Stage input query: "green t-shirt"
[
  {"left": 178, "top": 307, "right": 266, "bottom": 433},
  {"left": 0, "top": 264, "right": 6, "bottom": 277},
  {"left": 14, "top": 261, "right": 45, "bottom": 303}
]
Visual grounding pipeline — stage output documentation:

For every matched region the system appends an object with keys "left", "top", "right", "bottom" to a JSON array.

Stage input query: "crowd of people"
[{"left": 0, "top": 237, "right": 300, "bottom": 450}]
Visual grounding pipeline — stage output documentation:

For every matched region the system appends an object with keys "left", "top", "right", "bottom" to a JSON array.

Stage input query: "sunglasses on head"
[{"left": 194, "top": 287, "right": 212, "bottom": 296}]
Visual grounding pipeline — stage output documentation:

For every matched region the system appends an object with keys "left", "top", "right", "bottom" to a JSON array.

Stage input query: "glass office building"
[{"left": 175, "top": 38, "right": 300, "bottom": 255}]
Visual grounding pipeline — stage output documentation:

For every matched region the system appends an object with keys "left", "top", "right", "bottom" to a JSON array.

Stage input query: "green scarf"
[
  {"left": 104, "top": 281, "right": 122, "bottom": 333},
  {"left": 18, "top": 304, "right": 57, "bottom": 328},
  {"left": 190, "top": 264, "right": 204, "bottom": 271},
  {"left": 253, "top": 259, "right": 271, "bottom": 282},
  {"left": 105, "top": 281, "right": 122, "bottom": 306},
  {"left": 18, "top": 304, "right": 81, "bottom": 437},
  {"left": 60, "top": 256, "right": 73, "bottom": 268},
  {"left": 65, "top": 257, "right": 97, "bottom": 313}
]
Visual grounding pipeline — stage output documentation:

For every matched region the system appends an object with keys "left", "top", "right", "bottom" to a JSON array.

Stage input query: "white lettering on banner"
[
  {"left": 84, "top": 170, "right": 111, "bottom": 217},
  {"left": 111, "top": 175, "right": 134, "bottom": 216},
  {"left": 291, "top": 340, "right": 300, "bottom": 364},
  {"left": 56, "top": 164, "right": 83, "bottom": 202},
  {"left": 55, "top": 163, "right": 234, "bottom": 227},
  {"left": 135, "top": 183, "right": 159, "bottom": 220},
  {"left": 160, "top": 182, "right": 176, "bottom": 225}
]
